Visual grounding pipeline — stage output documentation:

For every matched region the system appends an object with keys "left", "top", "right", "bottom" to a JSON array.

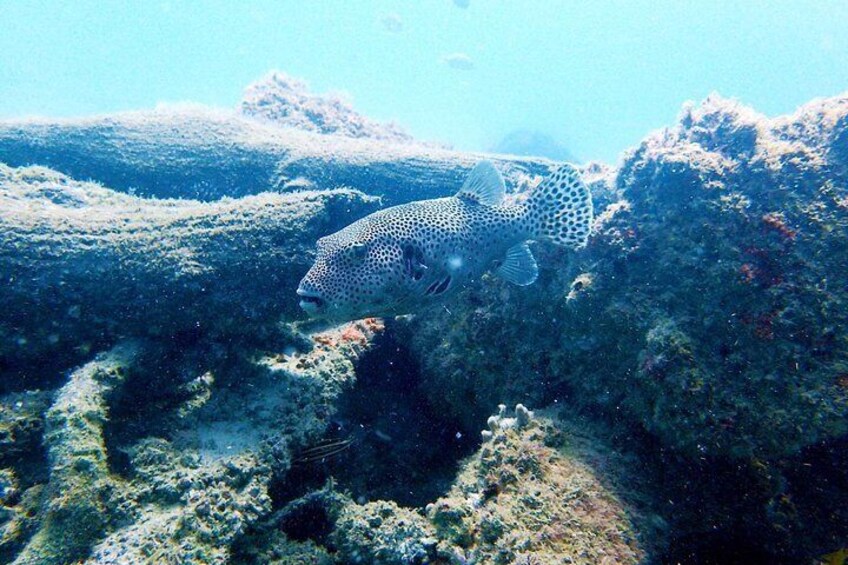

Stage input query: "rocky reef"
[
  {"left": 1, "top": 318, "right": 381, "bottom": 564},
  {"left": 229, "top": 406, "right": 644, "bottom": 565},
  {"left": 410, "top": 93, "right": 848, "bottom": 458},
  {"left": 0, "top": 103, "right": 549, "bottom": 206},
  {"left": 405, "top": 94, "right": 848, "bottom": 559},
  {"left": 241, "top": 71, "right": 417, "bottom": 144},
  {"left": 0, "top": 163, "right": 377, "bottom": 391},
  {"left": 0, "top": 73, "right": 846, "bottom": 563}
]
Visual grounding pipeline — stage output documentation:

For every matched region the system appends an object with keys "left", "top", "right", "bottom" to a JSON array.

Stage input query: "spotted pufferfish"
[{"left": 297, "top": 161, "right": 593, "bottom": 322}]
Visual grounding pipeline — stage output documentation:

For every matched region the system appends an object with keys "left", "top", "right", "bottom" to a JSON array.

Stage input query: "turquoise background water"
[{"left": 1, "top": 0, "right": 846, "bottom": 162}]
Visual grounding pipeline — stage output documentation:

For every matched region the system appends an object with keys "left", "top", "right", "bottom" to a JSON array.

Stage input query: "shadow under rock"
[{"left": 271, "top": 326, "right": 479, "bottom": 511}]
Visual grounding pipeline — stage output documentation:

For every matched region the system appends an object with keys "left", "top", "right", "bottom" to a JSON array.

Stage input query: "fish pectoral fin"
[
  {"left": 456, "top": 160, "right": 505, "bottom": 206},
  {"left": 495, "top": 242, "right": 538, "bottom": 286},
  {"left": 403, "top": 243, "right": 428, "bottom": 281}
]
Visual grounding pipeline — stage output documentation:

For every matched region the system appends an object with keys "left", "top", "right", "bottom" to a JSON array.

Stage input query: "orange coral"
[
  {"left": 362, "top": 317, "right": 385, "bottom": 333},
  {"left": 341, "top": 324, "right": 367, "bottom": 345}
]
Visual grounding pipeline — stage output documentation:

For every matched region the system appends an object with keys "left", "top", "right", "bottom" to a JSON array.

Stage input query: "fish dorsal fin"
[
  {"left": 496, "top": 242, "right": 538, "bottom": 286},
  {"left": 456, "top": 161, "right": 505, "bottom": 206}
]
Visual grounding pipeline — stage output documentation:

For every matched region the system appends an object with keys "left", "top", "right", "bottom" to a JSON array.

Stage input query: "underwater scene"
[{"left": 1, "top": 2, "right": 847, "bottom": 564}]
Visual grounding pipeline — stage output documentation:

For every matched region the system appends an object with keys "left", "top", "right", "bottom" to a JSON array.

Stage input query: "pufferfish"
[{"left": 297, "top": 161, "right": 593, "bottom": 322}]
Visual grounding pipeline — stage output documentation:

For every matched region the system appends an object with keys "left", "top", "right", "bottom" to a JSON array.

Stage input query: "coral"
[
  {"left": 482, "top": 404, "right": 534, "bottom": 440},
  {"left": 427, "top": 409, "right": 644, "bottom": 564}
]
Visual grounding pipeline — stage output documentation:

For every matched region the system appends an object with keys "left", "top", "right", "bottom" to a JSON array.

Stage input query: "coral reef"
[{"left": 241, "top": 71, "right": 416, "bottom": 144}]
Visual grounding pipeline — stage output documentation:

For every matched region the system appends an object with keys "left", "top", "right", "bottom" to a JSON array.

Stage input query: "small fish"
[
  {"left": 297, "top": 161, "right": 593, "bottom": 322},
  {"left": 292, "top": 437, "right": 354, "bottom": 465}
]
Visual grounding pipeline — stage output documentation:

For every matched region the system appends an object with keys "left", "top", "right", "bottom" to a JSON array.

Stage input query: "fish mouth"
[{"left": 297, "top": 288, "right": 324, "bottom": 313}]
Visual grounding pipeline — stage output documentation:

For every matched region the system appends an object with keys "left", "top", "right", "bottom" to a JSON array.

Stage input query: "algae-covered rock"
[
  {"left": 0, "top": 391, "right": 50, "bottom": 476},
  {"left": 13, "top": 343, "right": 140, "bottom": 565},
  {"left": 81, "top": 320, "right": 380, "bottom": 564},
  {"left": 0, "top": 315, "right": 383, "bottom": 564},
  {"left": 285, "top": 407, "right": 646, "bottom": 564},
  {"left": 0, "top": 484, "right": 44, "bottom": 563},
  {"left": 88, "top": 452, "right": 271, "bottom": 565},
  {"left": 332, "top": 500, "right": 441, "bottom": 565},
  {"left": 0, "top": 163, "right": 378, "bottom": 390},
  {"left": 428, "top": 409, "right": 643, "bottom": 564},
  {"left": 407, "top": 93, "right": 848, "bottom": 461},
  {"left": 402, "top": 93, "right": 848, "bottom": 561},
  {"left": 234, "top": 530, "right": 334, "bottom": 565},
  {"left": 0, "top": 103, "right": 551, "bottom": 205},
  {"left": 2, "top": 76, "right": 846, "bottom": 563},
  {"left": 241, "top": 71, "right": 416, "bottom": 144}
]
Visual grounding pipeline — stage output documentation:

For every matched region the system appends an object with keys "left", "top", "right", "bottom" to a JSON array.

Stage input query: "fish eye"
[{"left": 344, "top": 243, "right": 368, "bottom": 261}]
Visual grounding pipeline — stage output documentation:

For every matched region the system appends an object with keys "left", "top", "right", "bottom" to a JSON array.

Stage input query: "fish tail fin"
[{"left": 525, "top": 163, "right": 593, "bottom": 248}]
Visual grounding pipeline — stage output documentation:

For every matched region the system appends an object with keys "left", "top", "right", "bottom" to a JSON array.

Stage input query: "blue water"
[{"left": 1, "top": 1, "right": 847, "bottom": 162}]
